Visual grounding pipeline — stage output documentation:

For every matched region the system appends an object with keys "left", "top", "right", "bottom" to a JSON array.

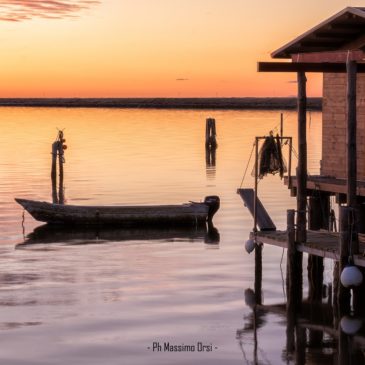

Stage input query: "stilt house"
[
  {"left": 259, "top": 7, "right": 365, "bottom": 237},
  {"left": 254, "top": 7, "right": 365, "bottom": 308}
]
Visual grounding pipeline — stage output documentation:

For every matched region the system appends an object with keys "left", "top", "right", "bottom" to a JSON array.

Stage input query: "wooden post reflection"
[
  {"left": 254, "top": 244, "right": 262, "bottom": 306},
  {"left": 205, "top": 145, "right": 216, "bottom": 179}
]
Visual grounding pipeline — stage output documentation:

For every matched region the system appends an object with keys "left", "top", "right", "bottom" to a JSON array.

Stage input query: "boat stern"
[{"left": 204, "top": 195, "right": 220, "bottom": 222}]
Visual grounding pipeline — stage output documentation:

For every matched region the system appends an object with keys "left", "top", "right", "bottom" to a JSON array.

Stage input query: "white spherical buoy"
[
  {"left": 244, "top": 288, "right": 256, "bottom": 308},
  {"left": 245, "top": 238, "right": 256, "bottom": 254},
  {"left": 340, "top": 265, "right": 363, "bottom": 288},
  {"left": 340, "top": 315, "right": 363, "bottom": 335}
]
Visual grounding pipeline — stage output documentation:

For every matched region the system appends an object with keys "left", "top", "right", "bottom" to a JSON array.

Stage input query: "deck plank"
[{"left": 256, "top": 229, "right": 365, "bottom": 267}]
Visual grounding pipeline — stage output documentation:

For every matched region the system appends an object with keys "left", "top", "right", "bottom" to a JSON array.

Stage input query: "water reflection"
[
  {"left": 205, "top": 145, "right": 217, "bottom": 180},
  {"left": 17, "top": 223, "right": 220, "bottom": 247},
  {"left": 238, "top": 297, "right": 365, "bottom": 364},
  {"left": 0, "top": 322, "right": 42, "bottom": 331},
  {"left": 239, "top": 269, "right": 365, "bottom": 364}
]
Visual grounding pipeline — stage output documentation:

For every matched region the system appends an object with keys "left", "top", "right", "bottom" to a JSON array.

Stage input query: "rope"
[{"left": 239, "top": 141, "right": 255, "bottom": 188}]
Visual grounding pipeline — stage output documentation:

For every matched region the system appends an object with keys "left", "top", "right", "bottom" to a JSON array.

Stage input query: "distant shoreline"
[{"left": 0, "top": 97, "right": 322, "bottom": 110}]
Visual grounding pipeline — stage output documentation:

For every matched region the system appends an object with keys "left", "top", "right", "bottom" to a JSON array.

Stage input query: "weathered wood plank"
[{"left": 237, "top": 188, "right": 276, "bottom": 231}]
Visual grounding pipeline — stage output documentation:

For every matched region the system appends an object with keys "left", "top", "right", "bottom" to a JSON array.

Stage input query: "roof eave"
[{"left": 271, "top": 7, "right": 365, "bottom": 59}]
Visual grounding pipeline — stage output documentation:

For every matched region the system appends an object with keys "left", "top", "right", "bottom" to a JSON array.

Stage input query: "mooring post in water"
[
  {"left": 286, "top": 209, "right": 297, "bottom": 355},
  {"left": 307, "top": 194, "right": 325, "bottom": 304},
  {"left": 332, "top": 261, "right": 340, "bottom": 329},
  {"left": 287, "top": 209, "right": 303, "bottom": 307},
  {"left": 205, "top": 118, "right": 217, "bottom": 148},
  {"left": 50, "top": 130, "right": 66, "bottom": 204},
  {"left": 280, "top": 112, "right": 284, "bottom": 138},
  {"left": 58, "top": 131, "right": 65, "bottom": 205},
  {"left": 51, "top": 141, "right": 59, "bottom": 204},
  {"left": 295, "top": 326, "right": 306, "bottom": 365}
]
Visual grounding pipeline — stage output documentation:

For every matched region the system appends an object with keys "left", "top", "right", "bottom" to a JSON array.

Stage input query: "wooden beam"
[
  {"left": 257, "top": 61, "right": 365, "bottom": 73},
  {"left": 291, "top": 50, "right": 364, "bottom": 63},
  {"left": 297, "top": 72, "right": 307, "bottom": 243},
  {"left": 283, "top": 176, "right": 365, "bottom": 197},
  {"left": 299, "top": 40, "right": 343, "bottom": 47}
]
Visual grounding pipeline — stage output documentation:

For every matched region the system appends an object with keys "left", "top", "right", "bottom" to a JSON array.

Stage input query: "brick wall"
[{"left": 322, "top": 73, "right": 365, "bottom": 180}]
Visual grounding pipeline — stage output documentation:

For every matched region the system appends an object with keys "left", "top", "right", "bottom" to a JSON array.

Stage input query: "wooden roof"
[{"left": 272, "top": 7, "right": 365, "bottom": 59}]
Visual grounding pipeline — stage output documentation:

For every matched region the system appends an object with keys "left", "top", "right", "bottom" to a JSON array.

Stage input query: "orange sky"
[{"left": 0, "top": 0, "right": 362, "bottom": 97}]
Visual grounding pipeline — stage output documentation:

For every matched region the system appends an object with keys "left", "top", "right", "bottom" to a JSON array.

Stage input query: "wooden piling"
[
  {"left": 286, "top": 209, "right": 303, "bottom": 355},
  {"left": 308, "top": 193, "right": 330, "bottom": 230},
  {"left": 296, "top": 71, "right": 307, "bottom": 243},
  {"left": 338, "top": 206, "right": 352, "bottom": 313},
  {"left": 58, "top": 131, "right": 65, "bottom": 205},
  {"left": 280, "top": 112, "right": 283, "bottom": 138},
  {"left": 51, "top": 130, "right": 66, "bottom": 205},
  {"left": 205, "top": 118, "right": 217, "bottom": 148},
  {"left": 295, "top": 326, "right": 306, "bottom": 365},
  {"left": 253, "top": 138, "right": 259, "bottom": 232},
  {"left": 287, "top": 209, "right": 303, "bottom": 308},
  {"left": 346, "top": 60, "right": 357, "bottom": 209},
  {"left": 308, "top": 255, "right": 324, "bottom": 302},
  {"left": 307, "top": 193, "right": 325, "bottom": 304},
  {"left": 332, "top": 261, "right": 340, "bottom": 329},
  {"left": 51, "top": 141, "right": 59, "bottom": 204}
]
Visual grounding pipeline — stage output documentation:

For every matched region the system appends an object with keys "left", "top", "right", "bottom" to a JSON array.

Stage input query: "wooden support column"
[
  {"left": 332, "top": 261, "right": 340, "bottom": 329},
  {"left": 338, "top": 206, "right": 351, "bottom": 313},
  {"left": 347, "top": 60, "right": 357, "bottom": 208},
  {"left": 297, "top": 71, "right": 307, "bottom": 243},
  {"left": 295, "top": 326, "right": 306, "bottom": 365},
  {"left": 286, "top": 209, "right": 303, "bottom": 356}
]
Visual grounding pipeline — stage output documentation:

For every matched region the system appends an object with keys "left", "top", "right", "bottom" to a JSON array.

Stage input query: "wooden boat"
[{"left": 15, "top": 196, "right": 220, "bottom": 227}]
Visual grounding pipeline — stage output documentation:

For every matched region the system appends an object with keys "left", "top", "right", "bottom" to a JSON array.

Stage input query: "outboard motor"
[{"left": 204, "top": 195, "right": 220, "bottom": 222}]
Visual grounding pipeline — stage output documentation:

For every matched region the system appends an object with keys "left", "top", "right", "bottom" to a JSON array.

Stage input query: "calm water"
[{"left": 0, "top": 107, "right": 342, "bottom": 365}]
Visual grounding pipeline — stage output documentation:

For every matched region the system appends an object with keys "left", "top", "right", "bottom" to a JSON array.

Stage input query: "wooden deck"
[{"left": 256, "top": 229, "right": 365, "bottom": 267}]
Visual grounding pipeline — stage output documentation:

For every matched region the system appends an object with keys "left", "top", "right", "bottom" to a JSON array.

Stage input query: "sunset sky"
[{"left": 0, "top": 0, "right": 363, "bottom": 97}]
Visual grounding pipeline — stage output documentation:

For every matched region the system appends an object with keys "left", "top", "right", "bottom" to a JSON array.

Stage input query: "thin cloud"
[
  {"left": 176, "top": 78, "right": 189, "bottom": 81},
  {"left": 0, "top": 1, "right": 100, "bottom": 22}
]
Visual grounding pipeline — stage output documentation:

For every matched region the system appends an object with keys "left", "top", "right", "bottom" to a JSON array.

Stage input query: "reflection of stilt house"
[{"left": 252, "top": 7, "right": 365, "bottom": 312}]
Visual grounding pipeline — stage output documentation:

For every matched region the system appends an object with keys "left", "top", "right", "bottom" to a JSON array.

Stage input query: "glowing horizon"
[{"left": 0, "top": 0, "right": 362, "bottom": 98}]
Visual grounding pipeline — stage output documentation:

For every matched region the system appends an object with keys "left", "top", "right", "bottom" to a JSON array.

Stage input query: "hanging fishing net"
[{"left": 252, "top": 134, "right": 287, "bottom": 179}]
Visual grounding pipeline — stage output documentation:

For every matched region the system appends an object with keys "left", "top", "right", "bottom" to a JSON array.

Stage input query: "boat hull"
[{"left": 15, "top": 197, "right": 219, "bottom": 227}]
